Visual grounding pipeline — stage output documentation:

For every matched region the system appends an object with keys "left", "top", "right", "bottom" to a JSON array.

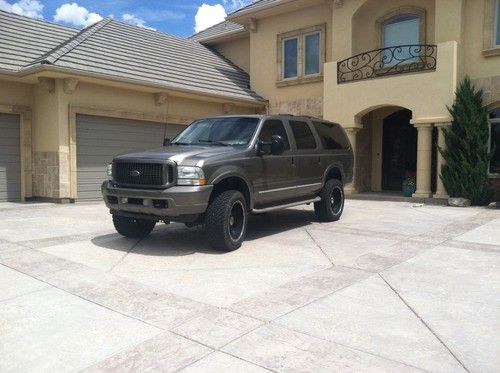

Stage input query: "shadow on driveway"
[{"left": 91, "top": 208, "right": 317, "bottom": 256}]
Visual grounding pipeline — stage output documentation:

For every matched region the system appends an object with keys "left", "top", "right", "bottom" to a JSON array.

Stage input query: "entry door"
[
  {"left": 76, "top": 114, "right": 184, "bottom": 200},
  {"left": 0, "top": 113, "right": 21, "bottom": 202},
  {"left": 382, "top": 110, "right": 417, "bottom": 190},
  {"left": 253, "top": 119, "right": 295, "bottom": 206}
]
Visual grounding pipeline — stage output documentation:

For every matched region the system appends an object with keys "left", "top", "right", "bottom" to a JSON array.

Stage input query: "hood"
[{"left": 113, "top": 144, "right": 247, "bottom": 166}]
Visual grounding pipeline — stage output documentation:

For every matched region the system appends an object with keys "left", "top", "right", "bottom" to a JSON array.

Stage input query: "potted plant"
[{"left": 402, "top": 172, "right": 416, "bottom": 197}]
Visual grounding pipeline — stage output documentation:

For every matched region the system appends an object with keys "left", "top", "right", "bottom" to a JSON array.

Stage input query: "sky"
[{"left": 0, "top": 0, "right": 255, "bottom": 37}]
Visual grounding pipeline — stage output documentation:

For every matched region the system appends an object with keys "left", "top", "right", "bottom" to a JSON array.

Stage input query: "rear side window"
[
  {"left": 259, "top": 119, "right": 290, "bottom": 150},
  {"left": 289, "top": 120, "right": 317, "bottom": 149},
  {"left": 312, "top": 121, "right": 350, "bottom": 150}
]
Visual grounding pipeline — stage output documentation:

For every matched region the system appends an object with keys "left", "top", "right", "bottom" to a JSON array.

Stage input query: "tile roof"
[
  {"left": 0, "top": 10, "right": 78, "bottom": 71},
  {"left": 189, "top": 20, "right": 246, "bottom": 42},
  {"left": 0, "top": 10, "right": 264, "bottom": 103},
  {"left": 228, "top": 0, "right": 285, "bottom": 17}
]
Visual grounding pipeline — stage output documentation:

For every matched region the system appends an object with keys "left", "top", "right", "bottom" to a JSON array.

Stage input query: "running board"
[{"left": 251, "top": 197, "right": 321, "bottom": 214}]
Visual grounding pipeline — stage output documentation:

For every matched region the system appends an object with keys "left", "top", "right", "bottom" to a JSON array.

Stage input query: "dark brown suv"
[{"left": 102, "top": 115, "right": 353, "bottom": 251}]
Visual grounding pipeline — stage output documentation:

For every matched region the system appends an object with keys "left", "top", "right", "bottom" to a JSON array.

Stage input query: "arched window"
[
  {"left": 489, "top": 108, "right": 500, "bottom": 175},
  {"left": 382, "top": 15, "right": 420, "bottom": 49}
]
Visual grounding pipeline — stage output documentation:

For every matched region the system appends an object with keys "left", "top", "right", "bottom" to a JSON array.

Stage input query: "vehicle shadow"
[{"left": 91, "top": 208, "right": 316, "bottom": 256}]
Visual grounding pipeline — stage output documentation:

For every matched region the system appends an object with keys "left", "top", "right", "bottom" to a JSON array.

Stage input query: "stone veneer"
[
  {"left": 33, "top": 151, "right": 70, "bottom": 200},
  {"left": 473, "top": 76, "right": 500, "bottom": 107},
  {"left": 269, "top": 97, "right": 323, "bottom": 118}
]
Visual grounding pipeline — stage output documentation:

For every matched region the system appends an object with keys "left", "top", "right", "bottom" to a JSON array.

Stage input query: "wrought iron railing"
[{"left": 337, "top": 44, "right": 437, "bottom": 84}]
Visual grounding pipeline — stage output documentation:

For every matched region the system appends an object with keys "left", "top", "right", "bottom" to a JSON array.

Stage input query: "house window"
[
  {"left": 382, "top": 15, "right": 420, "bottom": 65},
  {"left": 495, "top": 0, "right": 500, "bottom": 47},
  {"left": 283, "top": 37, "right": 298, "bottom": 79},
  {"left": 304, "top": 32, "right": 321, "bottom": 75},
  {"left": 278, "top": 24, "right": 325, "bottom": 84},
  {"left": 489, "top": 108, "right": 500, "bottom": 175}
]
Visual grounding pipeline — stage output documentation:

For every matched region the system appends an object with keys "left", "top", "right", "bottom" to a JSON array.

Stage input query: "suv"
[{"left": 102, "top": 115, "right": 353, "bottom": 251}]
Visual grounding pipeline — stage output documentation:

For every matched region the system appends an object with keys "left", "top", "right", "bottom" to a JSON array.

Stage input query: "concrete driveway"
[{"left": 0, "top": 200, "right": 499, "bottom": 372}]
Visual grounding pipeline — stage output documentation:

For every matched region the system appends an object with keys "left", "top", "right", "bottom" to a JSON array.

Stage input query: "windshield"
[{"left": 172, "top": 117, "right": 260, "bottom": 146}]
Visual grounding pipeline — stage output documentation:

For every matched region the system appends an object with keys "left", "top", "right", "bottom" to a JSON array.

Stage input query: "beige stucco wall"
[
  {"left": 325, "top": 41, "right": 457, "bottom": 125},
  {"left": 1, "top": 75, "right": 262, "bottom": 201},
  {"left": 352, "top": 0, "right": 436, "bottom": 55},
  {"left": 249, "top": 3, "right": 332, "bottom": 117},
  {"left": 213, "top": 36, "right": 251, "bottom": 73}
]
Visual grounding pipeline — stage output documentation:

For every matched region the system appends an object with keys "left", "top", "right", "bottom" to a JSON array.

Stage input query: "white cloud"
[
  {"left": 121, "top": 13, "right": 155, "bottom": 30},
  {"left": 194, "top": 3, "right": 226, "bottom": 33},
  {"left": 53, "top": 3, "right": 103, "bottom": 27},
  {"left": 0, "top": 0, "right": 44, "bottom": 19}
]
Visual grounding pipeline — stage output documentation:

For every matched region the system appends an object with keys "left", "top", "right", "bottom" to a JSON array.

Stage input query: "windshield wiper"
[
  {"left": 171, "top": 142, "right": 190, "bottom": 145},
  {"left": 198, "top": 140, "right": 230, "bottom": 146}
]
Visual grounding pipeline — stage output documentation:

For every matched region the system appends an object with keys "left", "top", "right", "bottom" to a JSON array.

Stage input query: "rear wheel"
[
  {"left": 205, "top": 190, "right": 247, "bottom": 251},
  {"left": 112, "top": 215, "right": 156, "bottom": 238},
  {"left": 314, "top": 179, "right": 344, "bottom": 222}
]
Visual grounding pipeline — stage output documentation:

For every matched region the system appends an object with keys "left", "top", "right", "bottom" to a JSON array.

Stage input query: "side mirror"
[
  {"left": 270, "top": 135, "right": 285, "bottom": 155},
  {"left": 163, "top": 138, "right": 171, "bottom": 146}
]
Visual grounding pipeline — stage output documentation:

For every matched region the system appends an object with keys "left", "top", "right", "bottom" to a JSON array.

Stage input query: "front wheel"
[
  {"left": 205, "top": 190, "right": 248, "bottom": 251},
  {"left": 314, "top": 179, "right": 344, "bottom": 222},
  {"left": 112, "top": 215, "right": 156, "bottom": 238}
]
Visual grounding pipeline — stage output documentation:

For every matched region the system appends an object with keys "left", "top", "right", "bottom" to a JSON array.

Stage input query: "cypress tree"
[{"left": 439, "top": 76, "right": 491, "bottom": 205}]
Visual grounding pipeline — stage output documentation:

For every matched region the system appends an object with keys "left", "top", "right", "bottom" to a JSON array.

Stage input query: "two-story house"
[
  {"left": 195, "top": 0, "right": 500, "bottom": 200},
  {"left": 0, "top": 0, "right": 498, "bottom": 203}
]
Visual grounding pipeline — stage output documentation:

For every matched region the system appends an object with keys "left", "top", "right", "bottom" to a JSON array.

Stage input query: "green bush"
[{"left": 439, "top": 76, "right": 491, "bottom": 205}]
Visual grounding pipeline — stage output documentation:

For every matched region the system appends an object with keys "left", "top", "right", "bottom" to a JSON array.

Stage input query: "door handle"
[{"left": 291, "top": 157, "right": 295, "bottom": 166}]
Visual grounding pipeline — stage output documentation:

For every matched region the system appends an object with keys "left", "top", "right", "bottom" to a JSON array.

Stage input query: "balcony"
[
  {"left": 324, "top": 41, "right": 457, "bottom": 125},
  {"left": 337, "top": 44, "right": 437, "bottom": 84}
]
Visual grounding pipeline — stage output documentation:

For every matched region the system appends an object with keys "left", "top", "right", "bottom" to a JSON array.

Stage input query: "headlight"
[
  {"left": 177, "top": 166, "right": 206, "bottom": 186},
  {"left": 106, "top": 163, "right": 113, "bottom": 179}
]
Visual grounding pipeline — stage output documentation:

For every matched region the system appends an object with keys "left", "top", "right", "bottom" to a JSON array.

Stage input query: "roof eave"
[
  {"left": 227, "top": 0, "right": 292, "bottom": 21},
  {"left": 195, "top": 29, "right": 249, "bottom": 44},
  {"left": 11, "top": 64, "right": 267, "bottom": 106}
]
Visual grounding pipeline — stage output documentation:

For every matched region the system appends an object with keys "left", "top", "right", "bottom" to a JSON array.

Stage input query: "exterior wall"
[
  {"left": 1, "top": 76, "right": 260, "bottom": 201},
  {"left": 213, "top": 36, "right": 251, "bottom": 73},
  {"left": 249, "top": 3, "right": 332, "bottom": 117},
  {"left": 351, "top": 0, "right": 436, "bottom": 55}
]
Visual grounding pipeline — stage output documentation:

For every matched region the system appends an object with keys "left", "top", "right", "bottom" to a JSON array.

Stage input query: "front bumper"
[{"left": 101, "top": 181, "right": 213, "bottom": 217}]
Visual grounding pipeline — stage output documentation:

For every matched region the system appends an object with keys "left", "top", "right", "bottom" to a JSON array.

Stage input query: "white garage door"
[
  {"left": 0, "top": 113, "right": 21, "bottom": 202},
  {"left": 76, "top": 114, "right": 185, "bottom": 200}
]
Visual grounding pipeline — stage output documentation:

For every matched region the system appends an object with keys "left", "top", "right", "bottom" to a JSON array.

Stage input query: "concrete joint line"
[
  {"left": 106, "top": 237, "right": 142, "bottom": 273},
  {"left": 304, "top": 228, "right": 335, "bottom": 267},
  {"left": 378, "top": 273, "right": 471, "bottom": 373}
]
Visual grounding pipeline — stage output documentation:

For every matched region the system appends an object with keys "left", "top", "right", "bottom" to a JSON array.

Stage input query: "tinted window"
[
  {"left": 313, "top": 121, "right": 350, "bottom": 150},
  {"left": 259, "top": 119, "right": 290, "bottom": 150},
  {"left": 289, "top": 120, "right": 317, "bottom": 149}
]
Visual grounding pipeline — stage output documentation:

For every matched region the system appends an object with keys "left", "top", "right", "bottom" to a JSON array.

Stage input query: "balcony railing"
[{"left": 337, "top": 44, "right": 437, "bottom": 84}]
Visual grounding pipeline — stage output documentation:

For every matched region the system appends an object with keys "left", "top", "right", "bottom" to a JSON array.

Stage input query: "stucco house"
[{"left": 0, "top": 0, "right": 499, "bottom": 203}]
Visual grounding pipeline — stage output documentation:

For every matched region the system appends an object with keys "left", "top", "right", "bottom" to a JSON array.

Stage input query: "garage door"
[
  {"left": 0, "top": 113, "right": 21, "bottom": 202},
  {"left": 76, "top": 115, "right": 185, "bottom": 200}
]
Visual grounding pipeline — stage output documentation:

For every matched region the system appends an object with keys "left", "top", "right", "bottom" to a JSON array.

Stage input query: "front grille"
[{"left": 114, "top": 162, "right": 172, "bottom": 187}]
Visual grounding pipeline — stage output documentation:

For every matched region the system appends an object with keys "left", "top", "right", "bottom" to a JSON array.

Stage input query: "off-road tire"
[
  {"left": 112, "top": 215, "right": 156, "bottom": 238},
  {"left": 205, "top": 190, "right": 247, "bottom": 251},
  {"left": 314, "top": 179, "right": 344, "bottom": 222}
]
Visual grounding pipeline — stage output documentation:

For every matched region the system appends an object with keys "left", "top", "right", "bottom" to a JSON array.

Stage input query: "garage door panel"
[
  {"left": 0, "top": 113, "right": 21, "bottom": 202},
  {"left": 76, "top": 114, "right": 177, "bottom": 200}
]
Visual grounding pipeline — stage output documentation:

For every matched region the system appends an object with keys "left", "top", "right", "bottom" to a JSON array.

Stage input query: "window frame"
[
  {"left": 281, "top": 36, "right": 299, "bottom": 81},
  {"left": 303, "top": 31, "right": 322, "bottom": 77},
  {"left": 488, "top": 108, "right": 500, "bottom": 177},
  {"left": 376, "top": 7, "right": 426, "bottom": 49},
  {"left": 277, "top": 24, "right": 326, "bottom": 87},
  {"left": 495, "top": 0, "right": 500, "bottom": 48}
]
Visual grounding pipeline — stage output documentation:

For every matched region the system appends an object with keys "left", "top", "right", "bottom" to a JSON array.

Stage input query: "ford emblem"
[{"left": 130, "top": 170, "right": 140, "bottom": 177}]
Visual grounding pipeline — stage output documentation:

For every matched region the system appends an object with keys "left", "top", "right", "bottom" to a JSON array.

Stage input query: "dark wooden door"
[{"left": 382, "top": 110, "right": 417, "bottom": 191}]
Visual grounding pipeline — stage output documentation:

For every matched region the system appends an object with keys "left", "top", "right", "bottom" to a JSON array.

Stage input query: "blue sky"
[{"left": 0, "top": 0, "right": 254, "bottom": 37}]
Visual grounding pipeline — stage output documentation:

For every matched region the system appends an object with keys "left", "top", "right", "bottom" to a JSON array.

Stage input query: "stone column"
[
  {"left": 344, "top": 124, "right": 363, "bottom": 195},
  {"left": 434, "top": 122, "right": 451, "bottom": 199},
  {"left": 412, "top": 123, "right": 433, "bottom": 198}
]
